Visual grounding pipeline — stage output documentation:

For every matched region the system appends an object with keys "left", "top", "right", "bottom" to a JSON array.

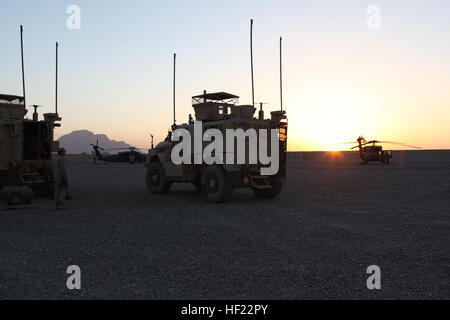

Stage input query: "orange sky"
[{"left": 2, "top": 1, "right": 449, "bottom": 151}]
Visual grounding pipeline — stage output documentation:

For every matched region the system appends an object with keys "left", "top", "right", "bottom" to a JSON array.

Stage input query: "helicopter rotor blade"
[
  {"left": 90, "top": 143, "right": 104, "bottom": 151},
  {"left": 105, "top": 148, "right": 130, "bottom": 151},
  {"left": 104, "top": 147, "right": 146, "bottom": 152},
  {"left": 333, "top": 142, "right": 357, "bottom": 145},
  {"left": 360, "top": 140, "right": 421, "bottom": 149},
  {"left": 375, "top": 141, "right": 422, "bottom": 149},
  {"left": 324, "top": 141, "right": 358, "bottom": 147}
]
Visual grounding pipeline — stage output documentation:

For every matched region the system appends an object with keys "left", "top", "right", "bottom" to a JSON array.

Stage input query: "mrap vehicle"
[
  {"left": 146, "top": 22, "right": 288, "bottom": 202},
  {"left": 0, "top": 26, "right": 61, "bottom": 197},
  {"left": 146, "top": 91, "right": 288, "bottom": 202},
  {"left": 0, "top": 95, "right": 61, "bottom": 196}
]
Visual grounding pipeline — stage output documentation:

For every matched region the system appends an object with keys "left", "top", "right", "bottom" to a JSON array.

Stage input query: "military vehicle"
[
  {"left": 0, "top": 26, "right": 61, "bottom": 197},
  {"left": 90, "top": 140, "right": 146, "bottom": 164},
  {"left": 146, "top": 21, "right": 288, "bottom": 202},
  {"left": 146, "top": 92, "right": 287, "bottom": 202},
  {"left": 339, "top": 136, "right": 421, "bottom": 164},
  {"left": 0, "top": 96, "right": 61, "bottom": 196}
]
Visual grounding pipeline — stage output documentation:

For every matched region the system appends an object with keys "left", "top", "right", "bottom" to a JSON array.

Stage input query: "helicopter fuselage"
[
  {"left": 92, "top": 147, "right": 145, "bottom": 164},
  {"left": 359, "top": 145, "right": 392, "bottom": 164}
]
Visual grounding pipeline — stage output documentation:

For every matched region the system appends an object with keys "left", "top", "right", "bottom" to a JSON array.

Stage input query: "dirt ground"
[{"left": 0, "top": 156, "right": 449, "bottom": 299}]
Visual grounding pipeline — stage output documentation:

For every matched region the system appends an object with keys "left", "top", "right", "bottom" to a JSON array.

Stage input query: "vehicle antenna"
[
  {"left": 173, "top": 53, "right": 176, "bottom": 126},
  {"left": 280, "top": 36, "right": 283, "bottom": 111},
  {"left": 20, "top": 25, "right": 26, "bottom": 110},
  {"left": 250, "top": 19, "right": 255, "bottom": 108},
  {"left": 55, "top": 41, "right": 59, "bottom": 114}
]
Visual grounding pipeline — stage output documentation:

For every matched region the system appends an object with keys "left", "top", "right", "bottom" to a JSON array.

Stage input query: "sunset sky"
[{"left": 1, "top": 0, "right": 449, "bottom": 151}]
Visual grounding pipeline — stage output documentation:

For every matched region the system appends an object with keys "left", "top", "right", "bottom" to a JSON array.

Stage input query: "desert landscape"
[{"left": 0, "top": 154, "right": 448, "bottom": 299}]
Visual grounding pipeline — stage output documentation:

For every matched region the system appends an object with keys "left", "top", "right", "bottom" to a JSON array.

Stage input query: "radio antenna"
[
  {"left": 20, "top": 25, "right": 26, "bottom": 109},
  {"left": 250, "top": 19, "right": 255, "bottom": 108},
  {"left": 55, "top": 42, "right": 59, "bottom": 114},
  {"left": 173, "top": 53, "right": 176, "bottom": 126},
  {"left": 280, "top": 36, "right": 283, "bottom": 111}
]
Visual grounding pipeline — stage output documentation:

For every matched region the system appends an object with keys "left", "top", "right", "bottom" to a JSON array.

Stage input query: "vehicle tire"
[
  {"left": 146, "top": 161, "right": 171, "bottom": 194},
  {"left": 201, "top": 165, "right": 232, "bottom": 203},
  {"left": 7, "top": 193, "right": 22, "bottom": 205},
  {"left": 32, "top": 182, "right": 54, "bottom": 197},
  {"left": 252, "top": 178, "right": 283, "bottom": 199}
]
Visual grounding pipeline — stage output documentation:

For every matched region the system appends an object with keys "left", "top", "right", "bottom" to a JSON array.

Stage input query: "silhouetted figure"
[{"left": 54, "top": 148, "right": 69, "bottom": 210}]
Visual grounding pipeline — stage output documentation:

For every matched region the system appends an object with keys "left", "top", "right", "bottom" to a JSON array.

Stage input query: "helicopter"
[
  {"left": 90, "top": 140, "right": 147, "bottom": 164},
  {"left": 339, "top": 136, "right": 421, "bottom": 164}
]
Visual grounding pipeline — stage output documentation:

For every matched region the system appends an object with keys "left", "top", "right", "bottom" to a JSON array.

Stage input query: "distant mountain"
[{"left": 58, "top": 130, "right": 132, "bottom": 154}]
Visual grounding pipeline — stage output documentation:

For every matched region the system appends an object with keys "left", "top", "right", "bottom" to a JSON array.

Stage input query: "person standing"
[{"left": 54, "top": 147, "right": 69, "bottom": 210}]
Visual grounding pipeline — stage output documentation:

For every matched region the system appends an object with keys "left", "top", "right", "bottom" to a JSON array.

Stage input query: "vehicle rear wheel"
[
  {"left": 201, "top": 165, "right": 232, "bottom": 203},
  {"left": 252, "top": 178, "right": 283, "bottom": 199},
  {"left": 7, "top": 192, "right": 31, "bottom": 205},
  {"left": 32, "top": 182, "right": 54, "bottom": 197},
  {"left": 146, "top": 161, "right": 171, "bottom": 194}
]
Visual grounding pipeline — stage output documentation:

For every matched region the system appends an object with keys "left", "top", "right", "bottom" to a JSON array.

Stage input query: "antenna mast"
[
  {"left": 250, "top": 19, "right": 255, "bottom": 107},
  {"left": 280, "top": 36, "right": 283, "bottom": 111},
  {"left": 173, "top": 53, "right": 176, "bottom": 126},
  {"left": 55, "top": 42, "right": 59, "bottom": 114},
  {"left": 20, "top": 25, "right": 26, "bottom": 109}
]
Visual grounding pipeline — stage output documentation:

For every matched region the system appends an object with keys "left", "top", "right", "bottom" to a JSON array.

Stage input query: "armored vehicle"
[
  {"left": 147, "top": 21, "right": 288, "bottom": 202},
  {"left": 146, "top": 91, "right": 287, "bottom": 202},
  {"left": 0, "top": 26, "right": 61, "bottom": 197},
  {"left": 0, "top": 95, "right": 61, "bottom": 196}
]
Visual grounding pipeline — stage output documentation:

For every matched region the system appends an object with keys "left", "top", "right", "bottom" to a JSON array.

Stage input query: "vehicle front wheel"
[
  {"left": 252, "top": 178, "right": 283, "bottom": 199},
  {"left": 146, "top": 161, "right": 171, "bottom": 194},
  {"left": 201, "top": 165, "right": 232, "bottom": 203}
]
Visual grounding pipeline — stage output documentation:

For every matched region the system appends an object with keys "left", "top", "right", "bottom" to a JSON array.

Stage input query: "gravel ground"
[{"left": 0, "top": 156, "right": 449, "bottom": 299}]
